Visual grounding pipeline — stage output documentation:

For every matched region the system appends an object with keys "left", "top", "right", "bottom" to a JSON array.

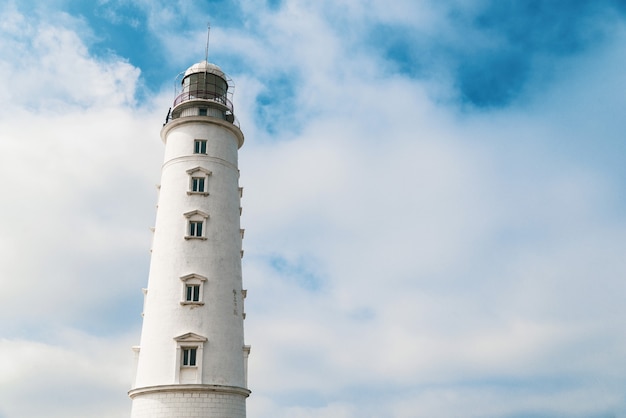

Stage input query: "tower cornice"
[
  {"left": 161, "top": 116, "right": 245, "bottom": 148},
  {"left": 128, "top": 384, "right": 251, "bottom": 399}
]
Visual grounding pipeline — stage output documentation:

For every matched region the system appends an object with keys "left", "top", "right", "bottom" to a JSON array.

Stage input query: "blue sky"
[{"left": 1, "top": 1, "right": 626, "bottom": 417}]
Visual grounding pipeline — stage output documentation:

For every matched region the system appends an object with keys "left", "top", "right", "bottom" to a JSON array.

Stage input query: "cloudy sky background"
[{"left": 1, "top": 0, "right": 626, "bottom": 417}]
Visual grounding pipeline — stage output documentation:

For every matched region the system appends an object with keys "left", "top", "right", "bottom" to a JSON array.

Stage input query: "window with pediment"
[
  {"left": 174, "top": 333, "right": 207, "bottom": 384},
  {"left": 184, "top": 210, "right": 209, "bottom": 240},
  {"left": 186, "top": 167, "right": 211, "bottom": 196},
  {"left": 180, "top": 273, "right": 207, "bottom": 306}
]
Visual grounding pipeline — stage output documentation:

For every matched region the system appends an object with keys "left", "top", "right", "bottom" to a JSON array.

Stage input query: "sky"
[{"left": 1, "top": 0, "right": 626, "bottom": 417}]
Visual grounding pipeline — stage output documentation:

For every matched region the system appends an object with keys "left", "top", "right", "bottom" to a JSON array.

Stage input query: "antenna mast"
[{"left": 205, "top": 23, "right": 211, "bottom": 62}]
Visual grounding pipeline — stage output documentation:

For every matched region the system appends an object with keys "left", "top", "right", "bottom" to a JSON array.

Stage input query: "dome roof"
[{"left": 183, "top": 61, "right": 226, "bottom": 79}]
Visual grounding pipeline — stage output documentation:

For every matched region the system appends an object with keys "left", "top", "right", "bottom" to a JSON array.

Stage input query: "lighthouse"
[{"left": 129, "top": 60, "right": 250, "bottom": 418}]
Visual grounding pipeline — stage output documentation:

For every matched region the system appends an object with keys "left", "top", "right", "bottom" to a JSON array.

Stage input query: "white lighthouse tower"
[{"left": 129, "top": 60, "right": 250, "bottom": 418}]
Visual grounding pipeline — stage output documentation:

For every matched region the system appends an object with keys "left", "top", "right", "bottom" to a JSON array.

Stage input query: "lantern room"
[{"left": 166, "top": 61, "right": 237, "bottom": 125}]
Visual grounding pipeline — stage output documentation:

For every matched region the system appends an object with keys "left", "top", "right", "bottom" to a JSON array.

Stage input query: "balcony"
[{"left": 173, "top": 89, "right": 234, "bottom": 113}]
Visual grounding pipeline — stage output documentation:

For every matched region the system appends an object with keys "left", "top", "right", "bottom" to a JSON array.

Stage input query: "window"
[
  {"left": 191, "top": 177, "right": 205, "bottom": 192},
  {"left": 184, "top": 210, "right": 209, "bottom": 240},
  {"left": 198, "top": 108, "right": 208, "bottom": 116},
  {"left": 186, "top": 284, "right": 200, "bottom": 302},
  {"left": 174, "top": 332, "right": 207, "bottom": 384},
  {"left": 194, "top": 139, "right": 207, "bottom": 154},
  {"left": 186, "top": 167, "right": 211, "bottom": 195},
  {"left": 182, "top": 347, "right": 197, "bottom": 366},
  {"left": 182, "top": 72, "right": 227, "bottom": 101},
  {"left": 180, "top": 273, "right": 207, "bottom": 306},
  {"left": 189, "top": 221, "right": 203, "bottom": 237}
]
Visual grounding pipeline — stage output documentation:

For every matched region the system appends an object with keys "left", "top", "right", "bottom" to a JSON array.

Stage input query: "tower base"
[{"left": 129, "top": 385, "right": 250, "bottom": 418}]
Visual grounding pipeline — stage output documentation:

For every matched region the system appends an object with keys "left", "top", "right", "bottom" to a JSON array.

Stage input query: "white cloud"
[
  {"left": 236, "top": 9, "right": 626, "bottom": 416},
  {"left": 0, "top": 6, "right": 139, "bottom": 109},
  {"left": 0, "top": 7, "right": 165, "bottom": 416},
  {"left": 0, "top": 331, "right": 134, "bottom": 418},
  {"left": 0, "top": 4, "right": 164, "bottom": 340}
]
